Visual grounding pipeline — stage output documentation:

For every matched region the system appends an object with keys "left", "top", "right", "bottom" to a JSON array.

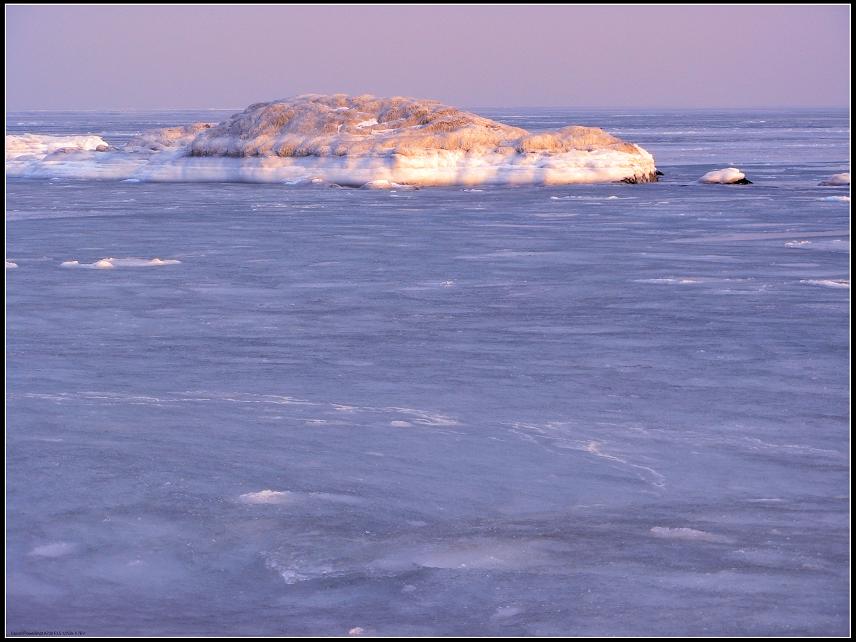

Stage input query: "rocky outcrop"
[{"left": 183, "top": 94, "right": 659, "bottom": 185}]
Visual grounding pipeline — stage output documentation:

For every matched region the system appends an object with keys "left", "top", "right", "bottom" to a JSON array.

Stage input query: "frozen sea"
[{"left": 5, "top": 108, "right": 851, "bottom": 636}]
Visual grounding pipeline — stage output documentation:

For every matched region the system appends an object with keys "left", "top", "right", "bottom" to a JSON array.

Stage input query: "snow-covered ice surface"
[
  {"left": 5, "top": 133, "right": 109, "bottom": 161},
  {"left": 59, "top": 257, "right": 181, "bottom": 269},
  {"left": 6, "top": 108, "right": 850, "bottom": 636}
]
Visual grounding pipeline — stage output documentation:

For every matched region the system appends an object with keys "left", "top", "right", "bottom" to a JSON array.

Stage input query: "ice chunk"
[
  {"left": 819, "top": 172, "right": 849, "bottom": 186},
  {"left": 699, "top": 167, "right": 750, "bottom": 184}
]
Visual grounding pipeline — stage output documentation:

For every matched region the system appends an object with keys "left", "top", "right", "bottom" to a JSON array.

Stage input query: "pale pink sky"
[{"left": 5, "top": 5, "right": 850, "bottom": 110}]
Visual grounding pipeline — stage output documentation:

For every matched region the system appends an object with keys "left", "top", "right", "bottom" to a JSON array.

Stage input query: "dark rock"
[{"left": 619, "top": 171, "right": 659, "bottom": 184}]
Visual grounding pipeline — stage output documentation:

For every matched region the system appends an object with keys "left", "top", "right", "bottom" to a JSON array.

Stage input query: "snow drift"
[{"left": 6, "top": 94, "right": 659, "bottom": 186}]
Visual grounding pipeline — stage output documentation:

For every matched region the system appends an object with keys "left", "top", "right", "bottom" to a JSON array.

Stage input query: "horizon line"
[{"left": 5, "top": 105, "right": 851, "bottom": 113}]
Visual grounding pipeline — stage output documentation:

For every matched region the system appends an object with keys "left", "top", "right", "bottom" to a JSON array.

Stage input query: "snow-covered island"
[{"left": 6, "top": 94, "right": 659, "bottom": 187}]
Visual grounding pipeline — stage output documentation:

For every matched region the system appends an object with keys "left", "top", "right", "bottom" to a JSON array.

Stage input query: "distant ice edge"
[{"left": 5, "top": 94, "right": 659, "bottom": 187}]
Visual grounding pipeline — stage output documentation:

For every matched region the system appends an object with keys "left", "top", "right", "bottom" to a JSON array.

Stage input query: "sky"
[{"left": 5, "top": 4, "right": 850, "bottom": 110}]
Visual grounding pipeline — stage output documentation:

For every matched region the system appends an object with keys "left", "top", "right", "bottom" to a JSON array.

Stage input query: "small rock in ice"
[{"left": 698, "top": 167, "right": 752, "bottom": 184}]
